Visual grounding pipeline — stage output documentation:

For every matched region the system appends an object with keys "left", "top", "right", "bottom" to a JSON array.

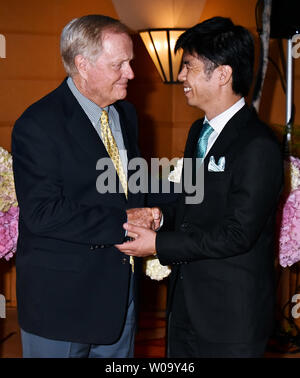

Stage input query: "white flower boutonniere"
[{"left": 167, "top": 157, "right": 183, "bottom": 183}]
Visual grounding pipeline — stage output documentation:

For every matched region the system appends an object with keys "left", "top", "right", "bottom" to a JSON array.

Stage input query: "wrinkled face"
[
  {"left": 178, "top": 53, "right": 218, "bottom": 111},
  {"left": 84, "top": 31, "right": 134, "bottom": 107}
]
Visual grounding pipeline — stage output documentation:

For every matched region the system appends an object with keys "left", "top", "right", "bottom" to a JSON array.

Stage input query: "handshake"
[
  {"left": 126, "top": 207, "right": 162, "bottom": 238},
  {"left": 115, "top": 207, "right": 162, "bottom": 257}
]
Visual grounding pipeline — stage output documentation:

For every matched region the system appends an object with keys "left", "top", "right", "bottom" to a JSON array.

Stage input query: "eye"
[
  {"left": 182, "top": 61, "right": 191, "bottom": 70},
  {"left": 112, "top": 63, "right": 121, "bottom": 70}
]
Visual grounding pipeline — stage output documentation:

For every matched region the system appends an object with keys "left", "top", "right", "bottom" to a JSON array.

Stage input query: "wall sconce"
[{"left": 139, "top": 28, "right": 185, "bottom": 84}]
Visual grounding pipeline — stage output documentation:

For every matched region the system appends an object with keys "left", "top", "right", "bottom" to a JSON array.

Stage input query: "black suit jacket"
[
  {"left": 12, "top": 79, "right": 145, "bottom": 344},
  {"left": 157, "top": 105, "right": 283, "bottom": 344}
]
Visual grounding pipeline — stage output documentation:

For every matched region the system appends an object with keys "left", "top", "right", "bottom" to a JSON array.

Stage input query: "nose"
[
  {"left": 125, "top": 63, "right": 134, "bottom": 80},
  {"left": 177, "top": 66, "right": 186, "bottom": 82}
]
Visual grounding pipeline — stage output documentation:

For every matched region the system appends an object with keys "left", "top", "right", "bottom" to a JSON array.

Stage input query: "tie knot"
[
  {"left": 101, "top": 110, "right": 109, "bottom": 125},
  {"left": 196, "top": 121, "right": 214, "bottom": 158},
  {"left": 201, "top": 121, "right": 213, "bottom": 137}
]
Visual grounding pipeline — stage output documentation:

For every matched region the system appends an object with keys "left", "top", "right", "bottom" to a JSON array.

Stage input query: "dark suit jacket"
[
  {"left": 156, "top": 105, "right": 283, "bottom": 344},
  {"left": 12, "top": 79, "right": 145, "bottom": 344}
]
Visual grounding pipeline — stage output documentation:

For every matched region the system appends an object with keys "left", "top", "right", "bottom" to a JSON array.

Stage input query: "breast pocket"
[{"left": 206, "top": 171, "right": 231, "bottom": 182}]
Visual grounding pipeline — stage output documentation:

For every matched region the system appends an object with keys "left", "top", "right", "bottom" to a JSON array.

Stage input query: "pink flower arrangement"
[
  {"left": 0, "top": 146, "right": 19, "bottom": 261},
  {"left": 279, "top": 189, "right": 300, "bottom": 267},
  {"left": 279, "top": 156, "right": 300, "bottom": 267},
  {"left": 0, "top": 206, "right": 19, "bottom": 260}
]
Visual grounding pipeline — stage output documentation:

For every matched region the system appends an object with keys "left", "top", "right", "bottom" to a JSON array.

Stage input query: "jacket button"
[
  {"left": 122, "top": 257, "right": 127, "bottom": 264},
  {"left": 181, "top": 222, "right": 188, "bottom": 230},
  {"left": 90, "top": 245, "right": 95, "bottom": 250}
]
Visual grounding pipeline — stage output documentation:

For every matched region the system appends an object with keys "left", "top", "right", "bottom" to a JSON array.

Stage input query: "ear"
[
  {"left": 217, "top": 65, "right": 232, "bottom": 87},
  {"left": 74, "top": 55, "right": 90, "bottom": 80}
]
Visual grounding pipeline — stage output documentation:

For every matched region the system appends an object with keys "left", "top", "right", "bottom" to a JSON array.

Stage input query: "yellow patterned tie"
[
  {"left": 100, "top": 110, "right": 128, "bottom": 198},
  {"left": 100, "top": 110, "right": 134, "bottom": 271}
]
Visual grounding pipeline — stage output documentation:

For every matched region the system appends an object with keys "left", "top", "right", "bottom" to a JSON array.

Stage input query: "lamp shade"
[
  {"left": 112, "top": 0, "right": 206, "bottom": 83},
  {"left": 112, "top": 0, "right": 206, "bottom": 30},
  {"left": 139, "top": 29, "right": 185, "bottom": 83}
]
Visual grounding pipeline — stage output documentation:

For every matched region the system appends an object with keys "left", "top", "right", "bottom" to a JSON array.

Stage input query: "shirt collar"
[
  {"left": 67, "top": 77, "right": 108, "bottom": 125},
  {"left": 204, "top": 97, "right": 245, "bottom": 134}
]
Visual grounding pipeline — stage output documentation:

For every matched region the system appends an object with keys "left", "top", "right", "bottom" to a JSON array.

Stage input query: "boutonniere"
[{"left": 168, "top": 157, "right": 183, "bottom": 183}]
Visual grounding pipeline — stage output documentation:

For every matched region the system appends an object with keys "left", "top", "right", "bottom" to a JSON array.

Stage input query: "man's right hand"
[{"left": 126, "top": 207, "right": 162, "bottom": 232}]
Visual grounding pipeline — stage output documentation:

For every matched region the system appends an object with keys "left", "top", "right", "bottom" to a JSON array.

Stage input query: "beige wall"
[
  {"left": 0, "top": 0, "right": 299, "bottom": 309},
  {"left": 0, "top": 0, "right": 118, "bottom": 152},
  {"left": 1, "top": 0, "right": 299, "bottom": 155}
]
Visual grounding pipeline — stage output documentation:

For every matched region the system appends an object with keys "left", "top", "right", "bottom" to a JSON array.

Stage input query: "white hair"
[{"left": 60, "top": 14, "right": 129, "bottom": 76}]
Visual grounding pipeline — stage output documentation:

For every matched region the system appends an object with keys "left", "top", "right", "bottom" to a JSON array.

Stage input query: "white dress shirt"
[{"left": 204, "top": 97, "right": 245, "bottom": 157}]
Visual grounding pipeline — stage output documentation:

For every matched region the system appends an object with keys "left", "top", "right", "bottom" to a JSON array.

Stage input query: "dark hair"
[{"left": 175, "top": 17, "right": 254, "bottom": 97}]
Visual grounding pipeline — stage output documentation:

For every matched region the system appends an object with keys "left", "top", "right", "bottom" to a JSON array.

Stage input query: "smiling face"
[
  {"left": 178, "top": 53, "right": 219, "bottom": 113},
  {"left": 75, "top": 30, "right": 134, "bottom": 107}
]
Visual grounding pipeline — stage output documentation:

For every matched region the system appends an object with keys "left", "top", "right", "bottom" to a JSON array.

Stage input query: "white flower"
[
  {"left": 0, "top": 147, "right": 18, "bottom": 212},
  {"left": 290, "top": 162, "right": 300, "bottom": 191},
  {"left": 144, "top": 256, "right": 171, "bottom": 281},
  {"left": 168, "top": 157, "right": 183, "bottom": 183}
]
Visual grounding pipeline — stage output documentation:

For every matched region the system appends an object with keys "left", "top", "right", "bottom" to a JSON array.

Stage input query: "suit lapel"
[
  {"left": 208, "top": 106, "right": 249, "bottom": 157},
  {"left": 185, "top": 105, "right": 251, "bottom": 162},
  {"left": 115, "top": 102, "right": 141, "bottom": 204},
  {"left": 66, "top": 105, "right": 110, "bottom": 162},
  {"left": 180, "top": 105, "right": 251, "bottom": 213},
  {"left": 114, "top": 101, "right": 137, "bottom": 163},
  {"left": 60, "top": 81, "right": 109, "bottom": 162},
  {"left": 184, "top": 119, "right": 204, "bottom": 158},
  {"left": 61, "top": 81, "right": 130, "bottom": 201},
  {"left": 173, "top": 119, "right": 203, "bottom": 224},
  {"left": 203, "top": 105, "right": 251, "bottom": 170}
]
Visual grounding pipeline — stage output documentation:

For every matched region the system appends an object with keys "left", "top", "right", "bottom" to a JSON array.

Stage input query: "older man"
[{"left": 12, "top": 14, "right": 158, "bottom": 358}]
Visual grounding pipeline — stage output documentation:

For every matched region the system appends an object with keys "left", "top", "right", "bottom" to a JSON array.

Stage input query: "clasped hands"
[{"left": 115, "top": 207, "right": 161, "bottom": 257}]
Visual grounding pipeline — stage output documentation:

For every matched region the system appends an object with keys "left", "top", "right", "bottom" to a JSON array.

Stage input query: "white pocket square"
[{"left": 208, "top": 156, "right": 225, "bottom": 172}]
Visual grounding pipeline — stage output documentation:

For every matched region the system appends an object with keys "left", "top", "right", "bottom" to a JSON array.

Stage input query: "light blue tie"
[{"left": 196, "top": 121, "right": 214, "bottom": 158}]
